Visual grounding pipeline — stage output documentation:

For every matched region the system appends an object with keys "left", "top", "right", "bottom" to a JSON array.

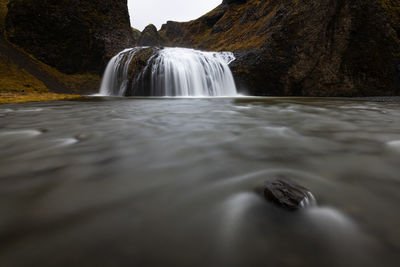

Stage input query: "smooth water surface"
[{"left": 0, "top": 97, "right": 400, "bottom": 267}]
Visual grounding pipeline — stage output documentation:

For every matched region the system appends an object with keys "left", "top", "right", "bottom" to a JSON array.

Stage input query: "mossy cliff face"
[
  {"left": 161, "top": 0, "right": 400, "bottom": 96},
  {"left": 6, "top": 0, "right": 135, "bottom": 75}
]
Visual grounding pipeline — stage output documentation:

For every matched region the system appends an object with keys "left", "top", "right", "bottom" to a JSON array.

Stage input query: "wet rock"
[
  {"left": 38, "top": 128, "right": 48, "bottom": 133},
  {"left": 261, "top": 178, "right": 315, "bottom": 211},
  {"left": 125, "top": 47, "right": 159, "bottom": 96}
]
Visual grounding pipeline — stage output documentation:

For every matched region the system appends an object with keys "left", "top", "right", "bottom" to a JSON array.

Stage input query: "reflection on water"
[{"left": 0, "top": 97, "right": 400, "bottom": 267}]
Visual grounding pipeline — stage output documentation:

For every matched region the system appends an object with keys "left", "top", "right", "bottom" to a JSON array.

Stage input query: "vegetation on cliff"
[
  {"left": 1, "top": 0, "right": 399, "bottom": 100},
  {"left": 0, "top": 0, "right": 82, "bottom": 103},
  {"left": 0, "top": 0, "right": 137, "bottom": 103},
  {"left": 158, "top": 0, "right": 400, "bottom": 96}
]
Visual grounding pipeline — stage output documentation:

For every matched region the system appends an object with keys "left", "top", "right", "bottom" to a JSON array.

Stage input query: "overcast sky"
[{"left": 128, "top": 0, "right": 222, "bottom": 31}]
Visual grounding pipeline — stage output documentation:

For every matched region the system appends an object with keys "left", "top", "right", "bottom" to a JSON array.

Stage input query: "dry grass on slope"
[{"left": 0, "top": 0, "right": 98, "bottom": 104}]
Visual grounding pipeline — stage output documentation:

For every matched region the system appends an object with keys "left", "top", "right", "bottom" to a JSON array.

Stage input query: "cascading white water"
[
  {"left": 99, "top": 48, "right": 142, "bottom": 96},
  {"left": 99, "top": 47, "right": 237, "bottom": 97}
]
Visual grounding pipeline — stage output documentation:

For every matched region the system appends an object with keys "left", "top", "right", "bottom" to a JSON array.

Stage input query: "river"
[{"left": 0, "top": 97, "right": 399, "bottom": 266}]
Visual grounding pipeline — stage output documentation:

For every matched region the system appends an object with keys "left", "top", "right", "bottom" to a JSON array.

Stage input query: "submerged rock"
[{"left": 260, "top": 178, "right": 316, "bottom": 211}]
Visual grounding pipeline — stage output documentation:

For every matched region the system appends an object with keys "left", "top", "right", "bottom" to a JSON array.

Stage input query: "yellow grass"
[{"left": 0, "top": 91, "right": 83, "bottom": 104}]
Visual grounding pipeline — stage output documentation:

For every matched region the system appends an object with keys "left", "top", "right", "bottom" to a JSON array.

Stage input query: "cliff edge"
[
  {"left": 5, "top": 0, "right": 135, "bottom": 75},
  {"left": 158, "top": 0, "right": 400, "bottom": 96}
]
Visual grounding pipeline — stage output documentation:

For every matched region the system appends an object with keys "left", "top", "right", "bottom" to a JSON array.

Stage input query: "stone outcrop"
[
  {"left": 137, "top": 24, "right": 163, "bottom": 46},
  {"left": 260, "top": 178, "right": 315, "bottom": 210},
  {"left": 126, "top": 47, "right": 158, "bottom": 96},
  {"left": 5, "top": 0, "right": 135, "bottom": 75},
  {"left": 160, "top": 0, "right": 400, "bottom": 96},
  {"left": 132, "top": 27, "right": 142, "bottom": 44}
]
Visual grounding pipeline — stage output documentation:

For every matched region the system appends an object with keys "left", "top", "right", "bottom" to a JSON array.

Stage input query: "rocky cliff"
[
  {"left": 5, "top": 0, "right": 135, "bottom": 75},
  {"left": 157, "top": 0, "right": 400, "bottom": 96}
]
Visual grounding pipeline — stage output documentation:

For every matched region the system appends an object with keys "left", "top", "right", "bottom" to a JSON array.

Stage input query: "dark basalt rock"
[
  {"left": 160, "top": 0, "right": 400, "bottom": 97},
  {"left": 5, "top": 0, "right": 135, "bottom": 75},
  {"left": 137, "top": 24, "right": 163, "bottom": 46},
  {"left": 261, "top": 178, "right": 313, "bottom": 211},
  {"left": 125, "top": 47, "right": 159, "bottom": 96}
]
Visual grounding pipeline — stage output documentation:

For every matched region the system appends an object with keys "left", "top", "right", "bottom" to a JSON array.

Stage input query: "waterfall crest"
[{"left": 99, "top": 47, "right": 237, "bottom": 97}]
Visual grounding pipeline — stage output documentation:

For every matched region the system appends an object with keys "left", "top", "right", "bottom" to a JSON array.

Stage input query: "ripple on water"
[
  {"left": 304, "top": 206, "right": 357, "bottom": 231},
  {"left": 0, "top": 130, "right": 42, "bottom": 138},
  {"left": 15, "top": 108, "right": 44, "bottom": 112},
  {"left": 0, "top": 109, "right": 14, "bottom": 113},
  {"left": 219, "top": 193, "right": 262, "bottom": 249},
  {"left": 56, "top": 138, "right": 79, "bottom": 147},
  {"left": 386, "top": 140, "right": 400, "bottom": 151},
  {"left": 262, "top": 126, "right": 299, "bottom": 137}
]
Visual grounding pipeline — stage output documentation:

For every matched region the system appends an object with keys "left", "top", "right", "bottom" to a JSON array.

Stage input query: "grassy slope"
[
  {"left": 159, "top": 0, "right": 279, "bottom": 51},
  {"left": 0, "top": 0, "right": 99, "bottom": 104}
]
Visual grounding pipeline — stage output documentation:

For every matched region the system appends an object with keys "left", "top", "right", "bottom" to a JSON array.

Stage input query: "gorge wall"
[
  {"left": 5, "top": 0, "right": 135, "bottom": 75},
  {"left": 147, "top": 0, "right": 400, "bottom": 96},
  {"left": 2, "top": 0, "right": 400, "bottom": 97}
]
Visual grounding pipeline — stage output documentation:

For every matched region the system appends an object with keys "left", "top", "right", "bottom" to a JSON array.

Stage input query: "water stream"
[
  {"left": 0, "top": 97, "right": 399, "bottom": 266},
  {"left": 99, "top": 47, "right": 237, "bottom": 97}
]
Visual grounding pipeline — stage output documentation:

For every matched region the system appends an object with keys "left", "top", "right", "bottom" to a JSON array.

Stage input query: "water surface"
[{"left": 0, "top": 97, "right": 399, "bottom": 266}]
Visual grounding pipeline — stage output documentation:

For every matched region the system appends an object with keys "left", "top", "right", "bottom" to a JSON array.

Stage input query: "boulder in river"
[{"left": 261, "top": 178, "right": 316, "bottom": 211}]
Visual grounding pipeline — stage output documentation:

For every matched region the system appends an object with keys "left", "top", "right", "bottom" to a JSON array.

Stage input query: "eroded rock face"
[
  {"left": 160, "top": 0, "right": 400, "bottom": 96},
  {"left": 125, "top": 47, "right": 159, "bottom": 96},
  {"left": 5, "top": 0, "right": 135, "bottom": 74}
]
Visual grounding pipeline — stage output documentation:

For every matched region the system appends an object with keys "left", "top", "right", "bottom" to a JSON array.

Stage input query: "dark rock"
[
  {"left": 261, "top": 178, "right": 314, "bottom": 211},
  {"left": 223, "top": 0, "right": 248, "bottom": 5},
  {"left": 125, "top": 47, "right": 159, "bottom": 96},
  {"left": 38, "top": 128, "right": 48, "bottom": 133},
  {"left": 137, "top": 24, "right": 163, "bottom": 46},
  {"left": 5, "top": 0, "right": 135, "bottom": 75},
  {"left": 160, "top": 0, "right": 400, "bottom": 97},
  {"left": 132, "top": 27, "right": 142, "bottom": 44}
]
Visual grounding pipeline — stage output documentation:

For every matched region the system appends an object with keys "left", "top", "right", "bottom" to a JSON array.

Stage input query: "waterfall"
[
  {"left": 99, "top": 48, "right": 142, "bottom": 96},
  {"left": 99, "top": 47, "right": 237, "bottom": 97}
]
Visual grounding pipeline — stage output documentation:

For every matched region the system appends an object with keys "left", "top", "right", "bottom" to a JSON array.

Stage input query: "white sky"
[{"left": 128, "top": 0, "right": 222, "bottom": 31}]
